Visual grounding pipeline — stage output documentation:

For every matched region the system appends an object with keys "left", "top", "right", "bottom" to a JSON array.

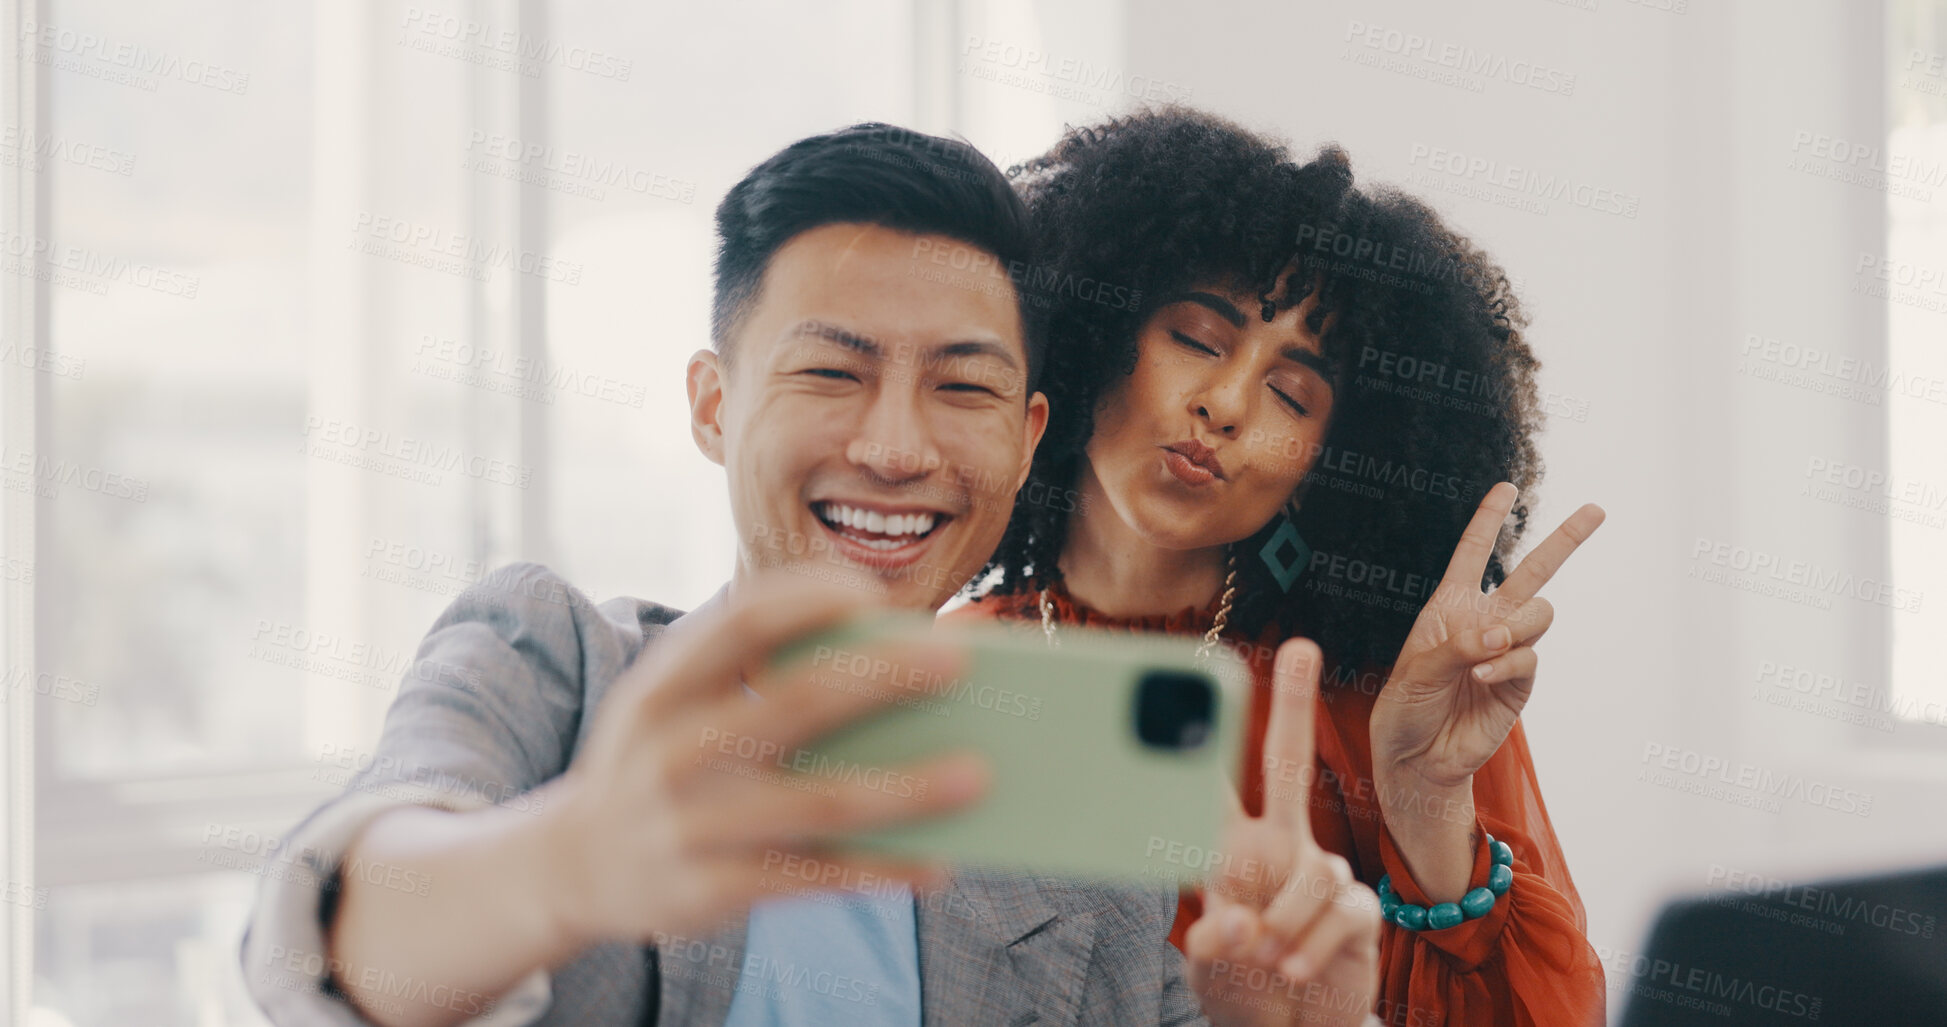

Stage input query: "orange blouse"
[{"left": 950, "top": 582, "right": 1607, "bottom": 1027}]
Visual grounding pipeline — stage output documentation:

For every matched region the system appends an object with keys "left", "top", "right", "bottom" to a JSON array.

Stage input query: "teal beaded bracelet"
[{"left": 1378, "top": 832, "right": 1514, "bottom": 931}]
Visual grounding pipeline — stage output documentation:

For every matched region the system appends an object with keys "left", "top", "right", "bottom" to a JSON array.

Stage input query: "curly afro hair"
[{"left": 971, "top": 106, "right": 1547, "bottom": 675}]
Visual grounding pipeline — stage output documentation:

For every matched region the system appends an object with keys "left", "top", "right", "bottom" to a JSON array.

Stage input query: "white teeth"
[{"left": 813, "top": 502, "right": 944, "bottom": 540}]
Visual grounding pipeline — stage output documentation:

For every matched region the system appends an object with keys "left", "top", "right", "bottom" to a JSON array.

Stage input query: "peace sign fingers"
[
  {"left": 1436, "top": 481, "right": 1519, "bottom": 602},
  {"left": 1494, "top": 502, "right": 1606, "bottom": 608},
  {"left": 1259, "top": 637, "right": 1325, "bottom": 835}
]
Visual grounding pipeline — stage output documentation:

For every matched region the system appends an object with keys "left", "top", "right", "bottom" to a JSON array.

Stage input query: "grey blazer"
[{"left": 238, "top": 563, "right": 1223, "bottom": 1027}]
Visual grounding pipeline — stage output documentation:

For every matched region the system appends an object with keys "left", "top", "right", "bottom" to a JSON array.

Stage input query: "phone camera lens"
[{"left": 1133, "top": 671, "right": 1216, "bottom": 750}]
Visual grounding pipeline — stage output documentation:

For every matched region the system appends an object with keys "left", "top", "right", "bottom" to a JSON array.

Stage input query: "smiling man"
[
  {"left": 694, "top": 213, "right": 1045, "bottom": 605},
  {"left": 239, "top": 122, "right": 1380, "bottom": 1027}
]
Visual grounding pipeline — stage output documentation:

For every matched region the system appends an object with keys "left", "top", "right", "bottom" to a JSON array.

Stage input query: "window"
[
  {"left": 17, "top": 1, "right": 928, "bottom": 1022},
  {"left": 1886, "top": 0, "right": 1947, "bottom": 734}
]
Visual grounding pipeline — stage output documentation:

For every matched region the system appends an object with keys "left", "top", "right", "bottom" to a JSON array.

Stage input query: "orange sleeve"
[{"left": 1370, "top": 719, "right": 1608, "bottom": 1027}]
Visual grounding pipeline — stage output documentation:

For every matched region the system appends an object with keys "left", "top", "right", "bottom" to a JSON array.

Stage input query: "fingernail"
[
  {"left": 1473, "top": 662, "right": 1494, "bottom": 681},
  {"left": 1224, "top": 909, "right": 1250, "bottom": 946},
  {"left": 1483, "top": 626, "right": 1512, "bottom": 650},
  {"left": 1282, "top": 954, "right": 1313, "bottom": 979},
  {"left": 1251, "top": 938, "right": 1282, "bottom": 965}
]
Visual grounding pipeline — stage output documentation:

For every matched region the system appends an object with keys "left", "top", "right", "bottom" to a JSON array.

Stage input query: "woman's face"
[{"left": 1083, "top": 282, "right": 1337, "bottom": 552}]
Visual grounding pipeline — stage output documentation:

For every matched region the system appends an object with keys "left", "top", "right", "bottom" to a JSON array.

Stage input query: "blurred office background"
[{"left": 0, "top": 0, "right": 1941, "bottom": 1022}]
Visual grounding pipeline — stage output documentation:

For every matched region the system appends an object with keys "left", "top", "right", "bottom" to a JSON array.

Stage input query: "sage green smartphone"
[{"left": 775, "top": 612, "right": 1248, "bottom": 885}]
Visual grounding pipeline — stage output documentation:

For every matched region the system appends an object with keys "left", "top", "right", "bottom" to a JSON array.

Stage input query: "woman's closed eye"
[
  {"left": 1269, "top": 383, "right": 1310, "bottom": 417},
  {"left": 1170, "top": 330, "right": 1219, "bottom": 356}
]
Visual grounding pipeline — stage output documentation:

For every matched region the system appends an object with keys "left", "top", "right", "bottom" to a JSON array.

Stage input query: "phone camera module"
[{"left": 1133, "top": 671, "right": 1215, "bottom": 750}]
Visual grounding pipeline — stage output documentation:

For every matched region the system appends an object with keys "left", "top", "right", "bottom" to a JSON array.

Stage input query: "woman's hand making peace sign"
[
  {"left": 1367, "top": 482, "right": 1604, "bottom": 901},
  {"left": 1186, "top": 639, "right": 1383, "bottom": 1027}
]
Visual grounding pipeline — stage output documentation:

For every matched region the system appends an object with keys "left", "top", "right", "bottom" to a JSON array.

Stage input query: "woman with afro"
[{"left": 952, "top": 107, "right": 1610, "bottom": 1026}]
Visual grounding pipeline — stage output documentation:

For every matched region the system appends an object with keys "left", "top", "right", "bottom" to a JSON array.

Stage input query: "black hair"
[
  {"left": 711, "top": 122, "right": 1044, "bottom": 390},
  {"left": 975, "top": 107, "right": 1545, "bottom": 674}
]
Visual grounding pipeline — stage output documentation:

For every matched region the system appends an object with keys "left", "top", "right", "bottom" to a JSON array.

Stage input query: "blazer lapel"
[{"left": 917, "top": 868, "right": 1099, "bottom": 1027}]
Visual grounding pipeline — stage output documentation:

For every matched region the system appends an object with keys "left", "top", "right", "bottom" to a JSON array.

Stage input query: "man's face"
[{"left": 688, "top": 222, "right": 1049, "bottom": 610}]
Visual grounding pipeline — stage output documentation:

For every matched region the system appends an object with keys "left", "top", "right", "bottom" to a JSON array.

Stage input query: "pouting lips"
[{"left": 812, "top": 501, "right": 950, "bottom": 550}]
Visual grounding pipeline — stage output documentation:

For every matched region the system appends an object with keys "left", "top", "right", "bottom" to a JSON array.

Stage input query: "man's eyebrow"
[
  {"left": 782, "top": 322, "right": 1020, "bottom": 371},
  {"left": 1161, "top": 291, "right": 1248, "bottom": 329},
  {"left": 936, "top": 339, "right": 1020, "bottom": 369},
  {"left": 783, "top": 320, "right": 882, "bottom": 356}
]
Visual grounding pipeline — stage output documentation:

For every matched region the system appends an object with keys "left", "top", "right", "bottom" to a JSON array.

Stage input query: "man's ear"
[
  {"left": 1014, "top": 390, "right": 1051, "bottom": 492},
  {"left": 687, "top": 348, "right": 728, "bottom": 467}
]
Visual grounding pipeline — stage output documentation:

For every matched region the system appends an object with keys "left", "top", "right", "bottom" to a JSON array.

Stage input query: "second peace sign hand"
[
  {"left": 1184, "top": 638, "right": 1382, "bottom": 1027},
  {"left": 1367, "top": 482, "right": 1605, "bottom": 902}
]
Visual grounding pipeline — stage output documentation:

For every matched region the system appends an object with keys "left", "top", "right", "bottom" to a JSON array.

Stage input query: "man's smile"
[{"left": 811, "top": 499, "right": 955, "bottom": 567}]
